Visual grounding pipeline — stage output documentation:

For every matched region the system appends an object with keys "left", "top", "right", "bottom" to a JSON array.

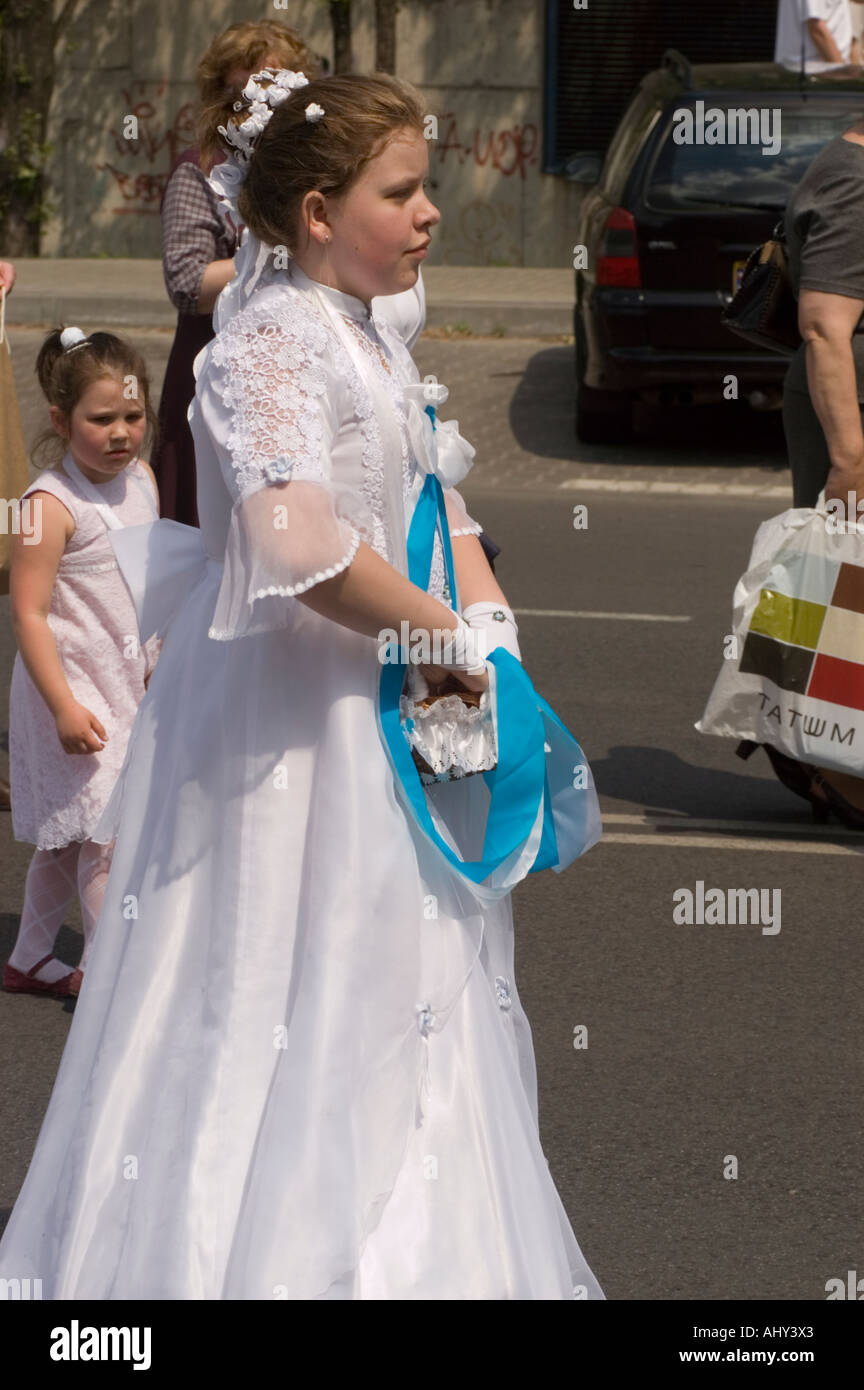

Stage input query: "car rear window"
[{"left": 644, "top": 99, "right": 860, "bottom": 212}]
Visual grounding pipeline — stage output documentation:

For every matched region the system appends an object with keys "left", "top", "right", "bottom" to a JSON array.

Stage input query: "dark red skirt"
[{"left": 151, "top": 313, "right": 215, "bottom": 528}]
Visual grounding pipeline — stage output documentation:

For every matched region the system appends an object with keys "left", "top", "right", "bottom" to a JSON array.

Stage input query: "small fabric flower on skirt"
[
  {"left": 415, "top": 1003, "right": 435, "bottom": 1037},
  {"left": 494, "top": 976, "right": 512, "bottom": 1010}
]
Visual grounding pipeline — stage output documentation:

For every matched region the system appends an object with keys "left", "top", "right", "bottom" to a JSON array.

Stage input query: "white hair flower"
[
  {"left": 274, "top": 69, "right": 309, "bottom": 91},
  {"left": 210, "top": 68, "right": 316, "bottom": 215}
]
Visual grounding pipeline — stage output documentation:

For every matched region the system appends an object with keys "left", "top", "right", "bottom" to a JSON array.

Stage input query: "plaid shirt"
[{"left": 161, "top": 158, "right": 241, "bottom": 315}]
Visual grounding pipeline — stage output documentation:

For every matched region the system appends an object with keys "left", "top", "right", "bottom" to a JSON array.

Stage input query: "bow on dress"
[{"left": 401, "top": 382, "right": 476, "bottom": 490}]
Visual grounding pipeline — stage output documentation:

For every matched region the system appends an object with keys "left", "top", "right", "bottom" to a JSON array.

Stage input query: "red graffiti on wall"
[
  {"left": 96, "top": 83, "right": 197, "bottom": 214},
  {"left": 434, "top": 113, "right": 539, "bottom": 179}
]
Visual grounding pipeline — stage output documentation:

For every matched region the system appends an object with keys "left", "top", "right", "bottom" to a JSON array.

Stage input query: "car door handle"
[{"left": 647, "top": 240, "right": 677, "bottom": 250}]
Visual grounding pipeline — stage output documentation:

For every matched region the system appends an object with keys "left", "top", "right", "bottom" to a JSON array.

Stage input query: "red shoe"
[{"left": 2, "top": 953, "right": 83, "bottom": 999}]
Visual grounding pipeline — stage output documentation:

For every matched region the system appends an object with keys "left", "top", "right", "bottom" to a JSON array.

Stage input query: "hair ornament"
[
  {"left": 305, "top": 103, "right": 325, "bottom": 124},
  {"left": 59, "top": 326, "right": 89, "bottom": 353},
  {"left": 210, "top": 67, "right": 310, "bottom": 218}
]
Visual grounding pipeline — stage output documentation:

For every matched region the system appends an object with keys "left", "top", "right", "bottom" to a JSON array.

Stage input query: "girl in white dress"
[
  {"left": 3, "top": 329, "right": 161, "bottom": 999},
  {"left": 0, "top": 72, "right": 603, "bottom": 1299}
]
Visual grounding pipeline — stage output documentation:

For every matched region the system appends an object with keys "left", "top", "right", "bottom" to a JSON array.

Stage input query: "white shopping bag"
[{"left": 698, "top": 496, "right": 864, "bottom": 777}]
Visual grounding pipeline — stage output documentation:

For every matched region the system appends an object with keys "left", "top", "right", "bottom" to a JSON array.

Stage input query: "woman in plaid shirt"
[
  {"left": 154, "top": 21, "right": 317, "bottom": 526},
  {"left": 155, "top": 21, "right": 501, "bottom": 567}
]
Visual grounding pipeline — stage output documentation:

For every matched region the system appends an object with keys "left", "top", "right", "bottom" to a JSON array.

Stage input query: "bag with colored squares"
[{"left": 698, "top": 500, "right": 864, "bottom": 777}]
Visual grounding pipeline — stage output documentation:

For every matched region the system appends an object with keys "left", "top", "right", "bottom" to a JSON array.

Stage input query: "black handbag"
[{"left": 721, "top": 220, "right": 801, "bottom": 357}]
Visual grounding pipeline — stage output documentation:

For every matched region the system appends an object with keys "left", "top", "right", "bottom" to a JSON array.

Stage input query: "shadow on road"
[
  {"left": 508, "top": 345, "right": 789, "bottom": 470},
  {"left": 0, "top": 913, "right": 83, "bottom": 975},
  {"left": 591, "top": 744, "right": 820, "bottom": 824}
]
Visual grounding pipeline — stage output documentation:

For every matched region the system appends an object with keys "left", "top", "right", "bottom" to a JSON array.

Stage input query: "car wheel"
[{"left": 574, "top": 323, "right": 633, "bottom": 444}]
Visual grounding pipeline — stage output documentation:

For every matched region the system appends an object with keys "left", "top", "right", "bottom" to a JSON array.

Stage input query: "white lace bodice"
[
  {"left": 337, "top": 306, "right": 451, "bottom": 601},
  {"left": 189, "top": 259, "right": 481, "bottom": 640}
]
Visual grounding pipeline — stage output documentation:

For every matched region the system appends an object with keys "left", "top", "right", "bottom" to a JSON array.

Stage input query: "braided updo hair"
[{"left": 202, "top": 72, "right": 427, "bottom": 254}]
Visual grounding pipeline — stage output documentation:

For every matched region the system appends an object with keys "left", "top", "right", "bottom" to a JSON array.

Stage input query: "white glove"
[
  {"left": 385, "top": 618, "right": 486, "bottom": 679},
  {"left": 437, "top": 617, "right": 488, "bottom": 675},
  {"left": 461, "top": 601, "right": 521, "bottom": 663}
]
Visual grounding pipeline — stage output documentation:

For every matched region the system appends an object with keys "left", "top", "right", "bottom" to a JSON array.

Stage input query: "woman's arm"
[
  {"left": 162, "top": 163, "right": 235, "bottom": 316},
  {"left": 296, "top": 539, "right": 488, "bottom": 691},
  {"left": 197, "top": 259, "right": 236, "bottom": 314},
  {"left": 450, "top": 532, "right": 509, "bottom": 609},
  {"left": 799, "top": 288, "right": 864, "bottom": 501},
  {"left": 807, "top": 18, "right": 845, "bottom": 64},
  {"left": 296, "top": 538, "right": 459, "bottom": 639}
]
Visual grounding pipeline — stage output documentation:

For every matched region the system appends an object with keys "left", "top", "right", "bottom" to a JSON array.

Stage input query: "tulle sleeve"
[
  {"left": 195, "top": 298, "right": 361, "bottom": 641},
  {"left": 443, "top": 485, "right": 484, "bottom": 540}
]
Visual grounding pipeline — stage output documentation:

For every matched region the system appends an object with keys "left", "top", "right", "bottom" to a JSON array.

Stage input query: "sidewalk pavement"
[{"left": 3, "top": 261, "right": 574, "bottom": 337}]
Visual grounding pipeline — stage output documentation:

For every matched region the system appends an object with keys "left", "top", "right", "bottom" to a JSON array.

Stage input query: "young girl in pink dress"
[{"left": 3, "top": 328, "right": 161, "bottom": 998}]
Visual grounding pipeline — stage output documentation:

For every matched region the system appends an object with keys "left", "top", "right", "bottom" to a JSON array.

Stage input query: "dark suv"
[{"left": 571, "top": 52, "right": 864, "bottom": 442}]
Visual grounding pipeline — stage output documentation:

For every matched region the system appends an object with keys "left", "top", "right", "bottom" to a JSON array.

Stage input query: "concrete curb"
[{"left": 3, "top": 261, "right": 574, "bottom": 337}]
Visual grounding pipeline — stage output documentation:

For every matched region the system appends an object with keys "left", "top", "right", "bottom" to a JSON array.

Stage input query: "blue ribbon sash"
[{"left": 378, "top": 466, "right": 601, "bottom": 891}]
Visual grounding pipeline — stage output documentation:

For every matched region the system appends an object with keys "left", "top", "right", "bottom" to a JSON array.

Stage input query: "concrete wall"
[{"left": 43, "top": 0, "right": 581, "bottom": 268}]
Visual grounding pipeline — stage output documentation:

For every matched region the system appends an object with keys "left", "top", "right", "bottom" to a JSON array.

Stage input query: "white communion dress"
[{"left": 0, "top": 254, "right": 604, "bottom": 1300}]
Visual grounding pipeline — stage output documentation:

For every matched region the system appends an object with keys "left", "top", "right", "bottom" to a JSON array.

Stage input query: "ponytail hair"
[{"left": 32, "top": 328, "right": 157, "bottom": 468}]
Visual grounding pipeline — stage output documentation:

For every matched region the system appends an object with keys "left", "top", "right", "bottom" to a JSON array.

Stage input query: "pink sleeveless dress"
[{"left": 9, "top": 457, "right": 161, "bottom": 849}]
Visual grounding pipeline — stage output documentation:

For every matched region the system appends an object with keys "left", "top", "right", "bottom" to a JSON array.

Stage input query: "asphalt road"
[{"left": 1, "top": 332, "right": 860, "bottom": 1301}]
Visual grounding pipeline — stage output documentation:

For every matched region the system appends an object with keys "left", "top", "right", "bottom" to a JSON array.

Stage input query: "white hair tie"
[
  {"left": 305, "top": 103, "right": 325, "bottom": 124},
  {"left": 59, "top": 326, "right": 89, "bottom": 353}
]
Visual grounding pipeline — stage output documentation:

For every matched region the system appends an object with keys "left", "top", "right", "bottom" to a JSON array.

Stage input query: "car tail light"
[{"left": 596, "top": 208, "right": 641, "bottom": 288}]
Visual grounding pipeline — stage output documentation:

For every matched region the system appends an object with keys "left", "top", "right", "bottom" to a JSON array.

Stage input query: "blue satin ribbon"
[{"left": 378, "top": 461, "right": 599, "bottom": 886}]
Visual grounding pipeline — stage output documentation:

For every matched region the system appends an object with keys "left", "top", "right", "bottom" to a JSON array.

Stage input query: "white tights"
[{"left": 8, "top": 839, "right": 115, "bottom": 984}]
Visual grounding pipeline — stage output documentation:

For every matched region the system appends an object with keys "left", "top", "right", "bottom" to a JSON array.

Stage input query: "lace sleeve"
[{"left": 196, "top": 295, "right": 360, "bottom": 641}]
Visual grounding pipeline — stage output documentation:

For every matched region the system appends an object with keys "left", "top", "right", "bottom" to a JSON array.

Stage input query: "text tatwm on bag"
[{"left": 698, "top": 506, "right": 864, "bottom": 778}]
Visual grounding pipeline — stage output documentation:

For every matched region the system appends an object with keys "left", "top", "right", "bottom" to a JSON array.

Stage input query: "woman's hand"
[
  {"left": 55, "top": 701, "right": 108, "bottom": 755},
  {"left": 824, "top": 458, "right": 864, "bottom": 507}
]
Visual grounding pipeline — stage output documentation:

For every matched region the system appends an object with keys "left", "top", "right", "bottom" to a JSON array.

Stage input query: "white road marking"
[
  {"left": 598, "top": 832, "right": 863, "bottom": 855},
  {"left": 512, "top": 608, "right": 691, "bottom": 622},
  {"left": 559, "top": 478, "right": 791, "bottom": 499},
  {"left": 603, "top": 812, "right": 864, "bottom": 839}
]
